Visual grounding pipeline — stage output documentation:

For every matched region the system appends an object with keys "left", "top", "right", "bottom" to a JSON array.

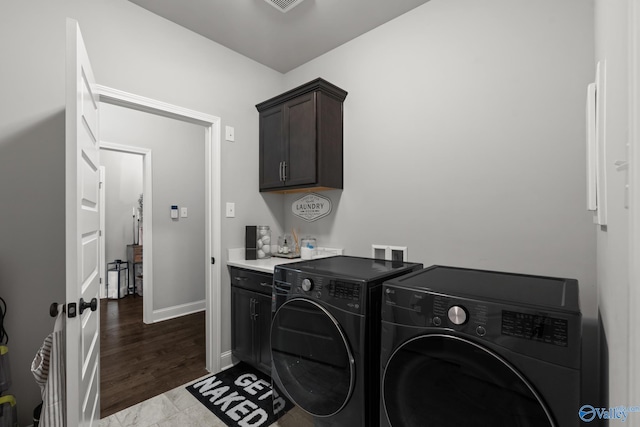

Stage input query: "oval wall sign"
[{"left": 292, "top": 193, "right": 332, "bottom": 222}]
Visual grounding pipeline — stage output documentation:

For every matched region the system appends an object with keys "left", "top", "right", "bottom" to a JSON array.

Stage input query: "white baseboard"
[
  {"left": 151, "top": 299, "right": 205, "bottom": 323},
  {"left": 220, "top": 350, "right": 234, "bottom": 371}
]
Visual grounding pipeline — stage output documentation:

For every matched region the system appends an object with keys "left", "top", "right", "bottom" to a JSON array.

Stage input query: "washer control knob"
[
  {"left": 448, "top": 305, "right": 468, "bottom": 325},
  {"left": 476, "top": 326, "right": 486, "bottom": 337},
  {"left": 301, "top": 278, "right": 313, "bottom": 292},
  {"left": 432, "top": 316, "right": 442, "bottom": 327}
]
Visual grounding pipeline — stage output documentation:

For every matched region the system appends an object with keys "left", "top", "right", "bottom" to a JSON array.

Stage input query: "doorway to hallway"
[
  {"left": 96, "top": 95, "right": 217, "bottom": 417},
  {"left": 100, "top": 148, "right": 144, "bottom": 300}
]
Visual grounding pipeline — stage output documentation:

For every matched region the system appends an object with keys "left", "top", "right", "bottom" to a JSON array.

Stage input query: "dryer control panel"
[
  {"left": 381, "top": 284, "right": 581, "bottom": 369},
  {"left": 383, "top": 286, "right": 570, "bottom": 346},
  {"left": 501, "top": 310, "right": 568, "bottom": 347}
]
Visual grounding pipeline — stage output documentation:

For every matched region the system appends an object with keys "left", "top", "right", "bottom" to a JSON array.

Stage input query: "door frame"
[{"left": 97, "top": 84, "right": 223, "bottom": 373}]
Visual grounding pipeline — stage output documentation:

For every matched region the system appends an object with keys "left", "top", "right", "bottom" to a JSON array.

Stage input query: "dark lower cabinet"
[{"left": 230, "top": 267, "right": 273, "bottom": 375}]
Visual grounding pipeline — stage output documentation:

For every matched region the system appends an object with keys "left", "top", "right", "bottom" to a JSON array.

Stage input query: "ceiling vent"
[{"left": 264, "top": 0, "right": 307, "bottom": 13}]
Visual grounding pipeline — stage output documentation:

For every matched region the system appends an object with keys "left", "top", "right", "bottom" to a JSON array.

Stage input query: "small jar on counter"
[{"left": 257, "top": 226, "right": 271, "bottom": 259}]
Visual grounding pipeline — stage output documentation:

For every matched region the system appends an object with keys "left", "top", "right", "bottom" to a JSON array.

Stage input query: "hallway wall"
[{"left": 100, "top": 103, "right": 207, "bottom": 312}]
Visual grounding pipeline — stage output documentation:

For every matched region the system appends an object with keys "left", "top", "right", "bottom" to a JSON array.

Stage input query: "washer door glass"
[
  {"left": 383, "top": 334, "right": 554, "bottom": 427},
  {"left": 271, "top": 298, "right": 354, "bottom": 417}
]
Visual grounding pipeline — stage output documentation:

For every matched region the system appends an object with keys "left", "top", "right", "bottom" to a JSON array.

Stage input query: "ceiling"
[{"left": 128, "top": 0, "right": 431, "bottom": 73}]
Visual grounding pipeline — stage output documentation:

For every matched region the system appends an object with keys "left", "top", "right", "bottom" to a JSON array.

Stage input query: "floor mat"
[{"left": 186, "top": 362, "right": 294, "bottom": 427}]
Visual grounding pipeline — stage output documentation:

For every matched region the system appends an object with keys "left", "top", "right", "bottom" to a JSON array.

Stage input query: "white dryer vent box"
[{"left": 264, "top": 0, "right": 307, "bottom": 13}]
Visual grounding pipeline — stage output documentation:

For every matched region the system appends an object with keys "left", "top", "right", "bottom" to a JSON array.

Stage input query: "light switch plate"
[
  {"left": 226, "top": 202, "right": 235, "bottom": 218},
  {"left": 225, "top": 126, "right": 235, "bottom": 142},
  {"left": 181, "top": 207, "right": 188, "bottom": 218}
]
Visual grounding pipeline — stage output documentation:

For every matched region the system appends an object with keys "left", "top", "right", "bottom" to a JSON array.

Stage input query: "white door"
[{"left": 65, "top": 18, "right": 101, "bottom": 426}]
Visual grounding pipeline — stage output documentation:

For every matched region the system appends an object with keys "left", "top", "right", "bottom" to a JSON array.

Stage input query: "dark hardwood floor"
[{"left": 100, "top": 296, "right": 207, "bottom": 418}]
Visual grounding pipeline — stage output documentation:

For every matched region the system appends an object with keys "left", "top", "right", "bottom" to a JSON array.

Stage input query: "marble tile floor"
[{"left": 98, "top": 375, "right": 313, "bottom": 427}]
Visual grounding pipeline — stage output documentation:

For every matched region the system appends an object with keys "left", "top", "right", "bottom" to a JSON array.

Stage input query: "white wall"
[
  {"left": 285, "top": 0, "right": 597, "bottom": 314},
  {"left": 594, "top": 0, "right": 631, "bottom": 409},
  {"left": 0, "top": 1, "right": 282, "bottom": 424},
  {"left": 101, "top": 150, "right": 143, "bottom": 268}
]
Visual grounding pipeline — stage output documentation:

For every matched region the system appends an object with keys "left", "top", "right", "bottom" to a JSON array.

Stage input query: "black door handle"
[{"left": 79, "top": 297, "right": 98, "bottom": 314}]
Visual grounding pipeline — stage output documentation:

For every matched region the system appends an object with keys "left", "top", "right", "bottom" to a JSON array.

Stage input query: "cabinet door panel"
[
  {"left": 259, "top": 105, "right": 285, "bottom": 190},
  {"left": 231, "top": 287, "right": 254, "bottom": 363},
  {"left": 255, "top": 293, "right": 272, "bottom": 375},
  {"left": 285, "top": 92, "right": 316, "bottom": 187}
]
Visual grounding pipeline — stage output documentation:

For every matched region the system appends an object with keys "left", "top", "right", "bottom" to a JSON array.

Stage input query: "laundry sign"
[{"left": 292, "top": 193, "right": 332, "bottom": 222}]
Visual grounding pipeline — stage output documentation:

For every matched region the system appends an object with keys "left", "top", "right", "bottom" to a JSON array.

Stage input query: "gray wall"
[
  {"left": 282, "top": 0, "right": 600, "bottom": 407},
  {"left": 100, "top": 103, "right": 207, "bottom": 311},
  {"left": 0, "top": 1, "right": 282, "bottom": 424},
  {"left": 285, "top": 0, "right": 597, "bottom": 316}
]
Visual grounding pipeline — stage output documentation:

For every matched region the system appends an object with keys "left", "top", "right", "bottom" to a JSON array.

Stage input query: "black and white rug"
[{"left": 186, "top": 362, "right": 294, "bottom": 427}]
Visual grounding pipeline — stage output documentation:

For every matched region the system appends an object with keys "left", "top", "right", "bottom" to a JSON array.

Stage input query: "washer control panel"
[
  {"left": 285, "top": 271, "right": 365, "bottom": 314},
  {"left": 301, "top": 278, "right": 314, "bottom": 292},
  {"left": 329, "top": 281, "right": 361, "bottom": 301},
  {"left": 501, "top": 310, "right": 568, "bottom": 347}
]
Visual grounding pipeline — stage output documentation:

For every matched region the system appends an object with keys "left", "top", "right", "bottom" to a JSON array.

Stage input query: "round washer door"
[
  {"left": 271, "top": 298, "right": 355, "bottom": 417},
  {"left": 382, "top": 334, "right": 555, "bottom": 427}
]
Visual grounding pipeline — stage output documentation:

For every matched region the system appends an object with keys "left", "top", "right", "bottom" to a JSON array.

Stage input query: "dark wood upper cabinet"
[{"left": 256, "top": 78, "right": 348, "bottom": 193}]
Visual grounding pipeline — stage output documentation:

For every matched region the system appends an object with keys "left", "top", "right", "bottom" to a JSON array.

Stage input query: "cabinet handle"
[
  {"left": 279, "top": 161, "right": 284, "bottom": 182},
  {"left": 259, "top": 282, "right": 272, "bottom": 288},
  {"left": 282, "top": 161, "right": 287, "bottom": 181}
]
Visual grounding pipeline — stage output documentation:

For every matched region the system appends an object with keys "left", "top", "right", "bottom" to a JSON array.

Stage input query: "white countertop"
[{"left": 226, "top": 247, "right": 343, "bottom": 274}]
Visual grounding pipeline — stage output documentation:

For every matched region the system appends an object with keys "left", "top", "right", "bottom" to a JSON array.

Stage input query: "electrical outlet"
[
  {"left": 373, "top": 246, "right": 386, "bottom": 260},
  {"left": 372, "top": 245, "right": 408, "bottom": 261},
  {"left": 391, "top": 249, "right": 404, "bottom": 261}
]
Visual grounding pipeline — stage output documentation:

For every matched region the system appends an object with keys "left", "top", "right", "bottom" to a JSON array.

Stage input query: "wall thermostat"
[{"left": 171, "top": 205, "right": 179, "bottom": 219}]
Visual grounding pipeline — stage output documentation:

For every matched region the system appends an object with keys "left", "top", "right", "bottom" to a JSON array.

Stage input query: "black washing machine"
[
  {"left": 271, "top": 256, "right": 423, "bottom": 427},
  {"left": 380, "top": 265, "right": 582, "bottom": 427}
]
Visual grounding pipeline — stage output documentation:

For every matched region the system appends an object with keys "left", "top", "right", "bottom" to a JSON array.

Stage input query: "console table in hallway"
[{"left": 126, "top": 244, "right": 142, "bottom": 296}]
